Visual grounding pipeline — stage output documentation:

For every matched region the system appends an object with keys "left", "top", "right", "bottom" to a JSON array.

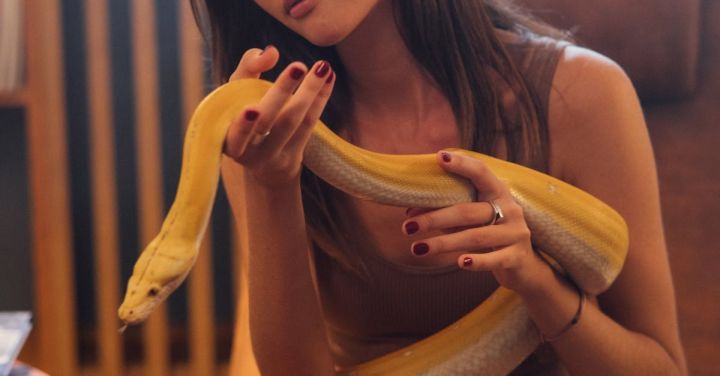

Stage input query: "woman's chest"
[
  {"left": 345, "top": 119, "right": 462, "bottom": 268},
  {"left": 344, "top": 120, "right": 508, "bottom": 268},
  {"left": 348, "top": 199, "right": 461, "bottom": 268}
]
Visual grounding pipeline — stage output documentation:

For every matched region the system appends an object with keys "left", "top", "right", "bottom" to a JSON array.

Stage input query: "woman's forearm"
[
  {"left": 242, "top": 176, "right": 334, "bottom": 375},
  {"left": 520, "top": 264, "right": 686, "bottom": 376}
]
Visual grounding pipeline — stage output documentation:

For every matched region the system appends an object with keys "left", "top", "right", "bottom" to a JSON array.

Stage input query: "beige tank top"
[{"left": 313, "top": 36, "right": 570, "bottom": 375}]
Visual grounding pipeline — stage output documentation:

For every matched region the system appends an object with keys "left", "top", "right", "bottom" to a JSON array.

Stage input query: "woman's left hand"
[{"left": 402, "top": 150, "right": 551, "bottom": 294}]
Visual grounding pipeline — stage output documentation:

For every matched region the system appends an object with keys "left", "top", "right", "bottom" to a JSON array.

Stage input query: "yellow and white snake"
[{"left": 118, "top": 79, "right": 629, "bottom": 375}]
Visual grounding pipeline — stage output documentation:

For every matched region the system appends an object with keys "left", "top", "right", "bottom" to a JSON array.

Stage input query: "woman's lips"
[{"left": 284, "top": 0, "right": 316, "bottom": 18}]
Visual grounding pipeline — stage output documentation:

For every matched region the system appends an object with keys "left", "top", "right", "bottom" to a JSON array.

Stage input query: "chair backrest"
[{"left": 22, "top": 1, "right": 241, "bottom": 374}]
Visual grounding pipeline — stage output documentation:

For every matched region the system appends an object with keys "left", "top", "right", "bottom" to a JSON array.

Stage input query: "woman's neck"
[{"left": 335, "top": 1, "right": 449, "bottom": 136}]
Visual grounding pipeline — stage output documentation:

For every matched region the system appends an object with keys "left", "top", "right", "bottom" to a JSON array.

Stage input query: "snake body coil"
[{"left": 118, "top": 79, "right": 629, "bottom": 375}]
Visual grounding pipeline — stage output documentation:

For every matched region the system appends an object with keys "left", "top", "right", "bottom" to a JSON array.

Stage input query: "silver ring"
[
  {"left": 487, "top": 200, "right": 504, "bottom": 226},
  {"left": 250, "top": 130, "right": 271, "bottom": 145}
]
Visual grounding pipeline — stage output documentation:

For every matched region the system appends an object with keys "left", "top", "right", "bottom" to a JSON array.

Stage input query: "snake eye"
[{"left": 148, "top": 288, "right": 159, "bottom": 297}]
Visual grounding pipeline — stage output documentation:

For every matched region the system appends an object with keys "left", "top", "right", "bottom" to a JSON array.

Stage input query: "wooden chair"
[{"left": 10, "top": 1, "right": 242, "bottom": 374}]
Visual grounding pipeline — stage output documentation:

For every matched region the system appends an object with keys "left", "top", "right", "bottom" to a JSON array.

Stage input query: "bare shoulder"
[
  {"left": 551, "top": 44, "right": 636, "bottom": 107},
  {"left": 547, "top": 45, "right": 649, "bottom": 190},
  {"left": 547, "top": 46, "right": 687, "bottom": 373}
]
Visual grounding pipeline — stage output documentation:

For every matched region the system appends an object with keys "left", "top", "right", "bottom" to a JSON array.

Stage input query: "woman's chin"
[
  {"left": 300, "top": 26, "right": 351, "bottom": 47},
  {"left": 309, "top": 36, "right": 343, "bottom": 47}
]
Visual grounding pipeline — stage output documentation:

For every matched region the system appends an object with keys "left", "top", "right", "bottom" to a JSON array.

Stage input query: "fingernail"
[
  {"left": 463, "top": 257, "right": 473, "bottom": 267},
  {"left": 325, "top": 70, "right": 335, "bottom": 84},
  {"left": 412, "top": 243, "right": 429, "bottom": 256},
  {"left": 245, "top": 110, "right": 259, "bottom": 121},
  {"left": 315, "top": 61, "right": 330, "bottom": 78},
  {"left": 290, "top": 67, "right": 304, "bottom": 80},
  {"left": 441, "top": 152, "right": 452, "bottom": 163},
  {"left": 404, "top": 221, "right": 419, "bottom": 235}
]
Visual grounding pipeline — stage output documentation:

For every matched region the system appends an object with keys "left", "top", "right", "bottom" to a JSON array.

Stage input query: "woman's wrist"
[
  {"left": 538, "top": 284, "right": 585, "bottom": 343},
  {"left": 244, "top": 170, "right": 302, "bottom": 197},
  {"left": 515, "top": 253, "right": 588, "bottom": 343},
  {"left": 242, "top": 172, "right": 306, "bottom": 226},
  {"left": 509, "top": 250, "right": 558, "bottom": 299}
]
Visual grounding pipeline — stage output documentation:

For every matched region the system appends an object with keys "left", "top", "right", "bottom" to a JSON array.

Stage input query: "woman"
[{"left": 191, "top": 0, "right": 687, "bottom": 374}]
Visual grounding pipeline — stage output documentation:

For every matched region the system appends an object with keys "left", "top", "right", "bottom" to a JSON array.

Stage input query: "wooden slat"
[
  {"left": 179, "top": 1, "right": 217, "bottom": 375},
  {"left": 130, "top": 0, "right": 171, "bottom": 374},
  {"left": 179, "top": 0, "right": 205, "bottom": 112},
  {"left": 0, "top": 88, "right": 26, "bottom": 106},
  {"left": 23, "top": 0, "right": 78, "bottom": 374},
  {"left": 84, "top": 0, "right": 124, "bottom": 374}
]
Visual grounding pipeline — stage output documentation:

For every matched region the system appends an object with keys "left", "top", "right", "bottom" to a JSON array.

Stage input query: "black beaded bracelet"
[{"left": 539, "top": 283, "right": 586, "bottom": 343}]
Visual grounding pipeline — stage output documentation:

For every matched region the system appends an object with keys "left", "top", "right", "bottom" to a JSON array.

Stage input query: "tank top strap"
[{"left": 505, "top": 36, "right": 570, "bottom": 121}]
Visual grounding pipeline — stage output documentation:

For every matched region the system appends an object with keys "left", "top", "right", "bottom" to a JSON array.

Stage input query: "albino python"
[{"left": 118, "top": 78, "right": 629, "bottom": 375}]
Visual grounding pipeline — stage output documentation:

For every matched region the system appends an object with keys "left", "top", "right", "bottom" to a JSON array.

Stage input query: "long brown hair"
[{"left": 191, "top": 0, "right": 570, "bottom": 271}]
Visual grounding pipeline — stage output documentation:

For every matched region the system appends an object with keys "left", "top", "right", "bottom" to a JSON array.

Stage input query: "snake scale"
[{"left": 118, "top": 78, "right": 629, "bottom": 375}]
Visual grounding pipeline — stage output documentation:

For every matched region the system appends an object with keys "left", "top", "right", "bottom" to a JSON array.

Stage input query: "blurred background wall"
[{"left": 0, "top": 0, "right": 718, "bottom": 375}]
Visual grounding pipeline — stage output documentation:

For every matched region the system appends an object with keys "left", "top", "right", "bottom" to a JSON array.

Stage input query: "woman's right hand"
[{"left": 223, "top": 46, "right": 336, "bottom": 188}]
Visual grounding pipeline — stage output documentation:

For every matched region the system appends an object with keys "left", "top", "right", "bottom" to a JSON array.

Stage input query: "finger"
[
  {"left": 284, "top": 68, "right": 335, "bottom": 152},
  {"left": 405, "top": 207, "right": 434, "bottom": 218},
  {"left": 437, "top": 151, "right": 507, "bottom": 200},
  {"left": 229, "top": 45, "right": 280, "bottom": 81},
  {"left": 458, "top": 246, "right": 525, "bottom": 271},
  {"left": 260, "top": 60, "right": 333, "bottom": 152},
  {"left": 409, "top": 223, "right": 528, "bottom": 256},
  {"left": 224, "top": 107, "right": 260, "bottom": 160},
  {"left": 242, "top": 62, "right": 308, "bottom": 152},
  {"left": 402, "top": 202, "right": 496, "bottom": 235}
]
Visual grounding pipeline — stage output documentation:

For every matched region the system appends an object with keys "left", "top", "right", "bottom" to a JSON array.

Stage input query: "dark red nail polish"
[
  {"left": 315, "top": 61, "right": 330, "bottom": 78},
  {"left": 325, "top": 70, "right": 335, "bottom": 84},
  {"left": 290, "top": 67, "right": 304, "bottom": 80},
  {"left": 412, "top": 243, "right": 429, "bottom": 256},
  {"left": 405, "top": 221, "right": 419, "bottom": 235},
  {"left": 245, "top": 110, "right": 259, "bottom": 121},
  {"left": 463, "top": 257, "right": 473, "bottom": 267},
  {"left": 441, "top": 152, "right": 452, "bottom": 163}
]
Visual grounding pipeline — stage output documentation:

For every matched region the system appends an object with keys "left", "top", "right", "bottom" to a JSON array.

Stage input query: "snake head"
[
  {"left": 117, "top": 235, "right": 197, "bottom": 326},
  {"left": 117, "top": 276, "right": 167, "bottom": 325},
  {"left": 117, "top": 269, "right": 188, "bottom": 326}
]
